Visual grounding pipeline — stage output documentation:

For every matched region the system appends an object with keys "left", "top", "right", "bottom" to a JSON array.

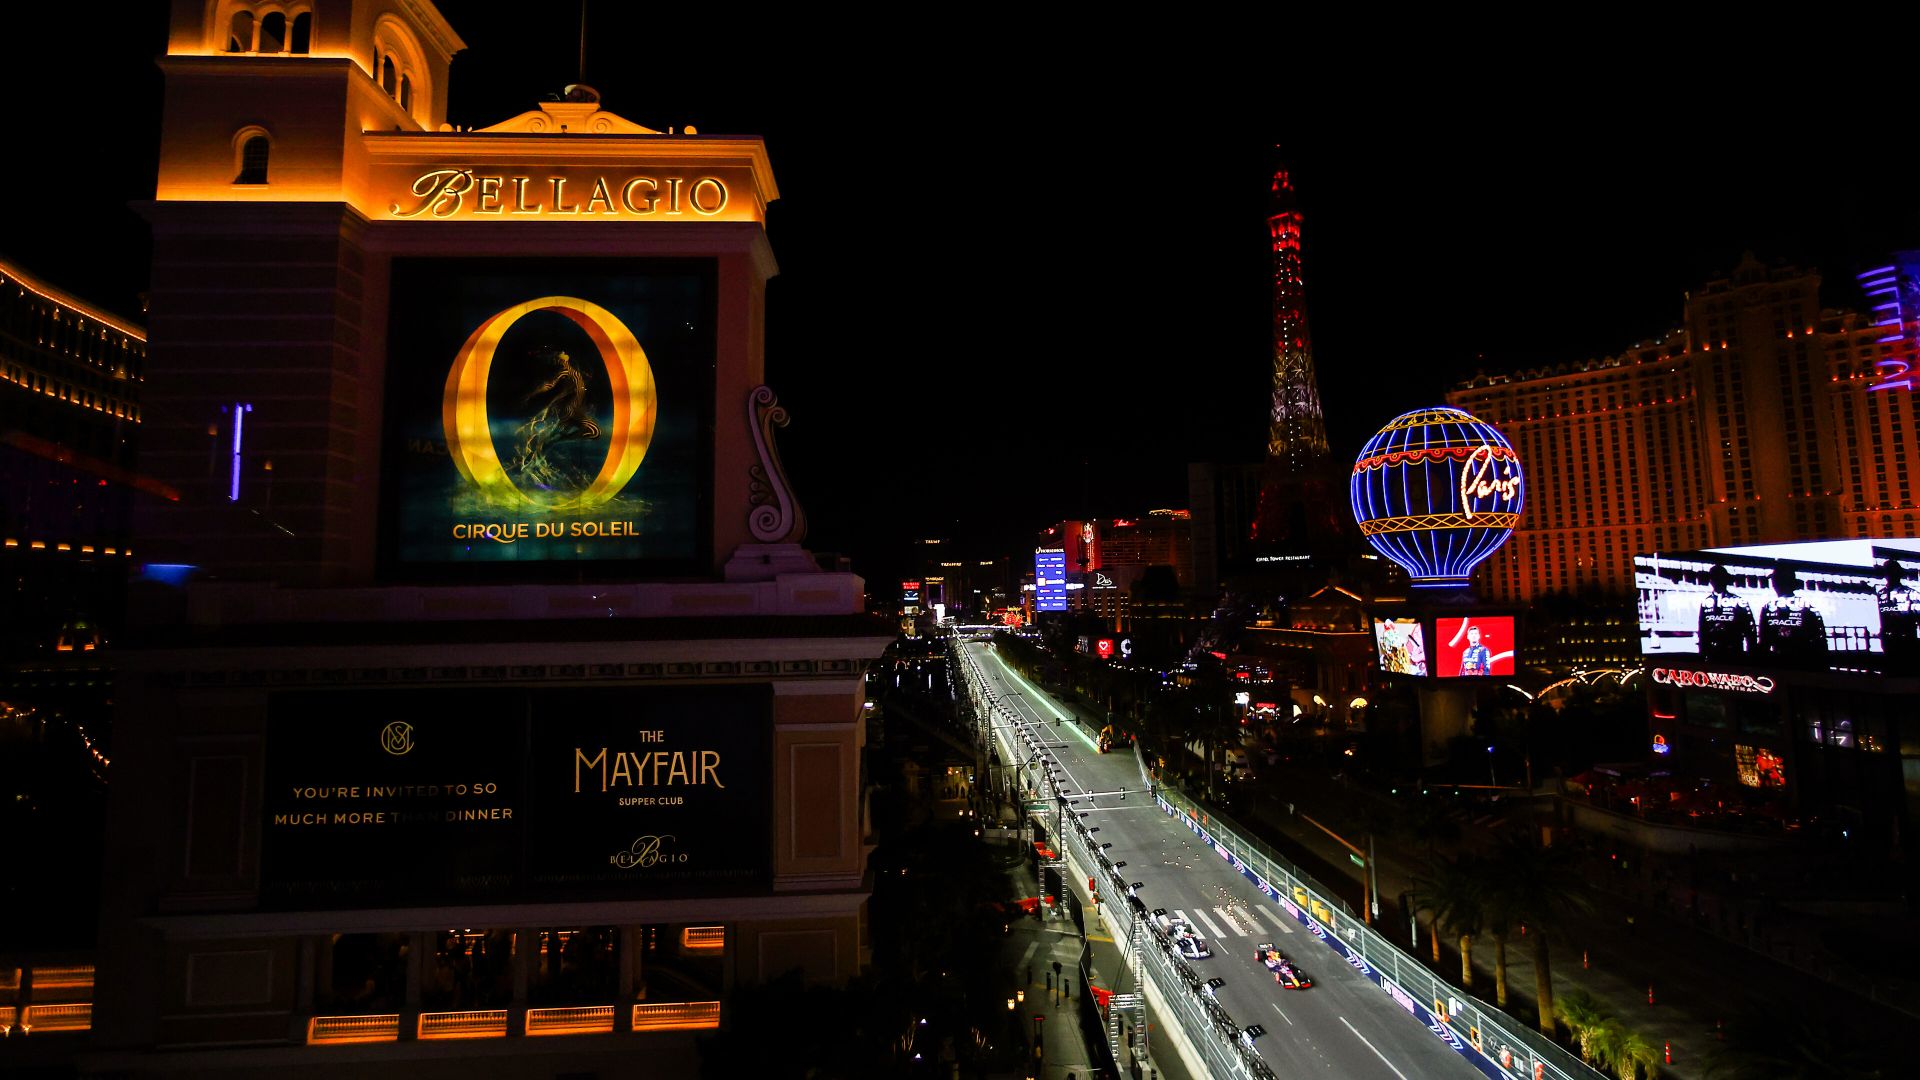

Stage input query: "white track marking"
[
  {"left": 1256, "top": 905, "right": 1296, "bottom": 934},
  {"left": 1187, "top": 907, "right": 1228, "bottom": 939},
  {"left": 1340, "top": 1016, "right": 1413, "bottom": 1080},
  {"left": 1213, "top": 907, "right": 1249, "bottom": 937}
]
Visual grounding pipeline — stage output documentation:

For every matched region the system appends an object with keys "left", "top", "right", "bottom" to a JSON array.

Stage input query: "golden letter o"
[{"left": 441, "top": 296, "right": 656, "bottom": 509}]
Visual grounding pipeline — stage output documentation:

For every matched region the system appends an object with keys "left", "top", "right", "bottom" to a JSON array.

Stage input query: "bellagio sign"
[{"left": 386, "top": 168, "right": 746, "bottom": 221}]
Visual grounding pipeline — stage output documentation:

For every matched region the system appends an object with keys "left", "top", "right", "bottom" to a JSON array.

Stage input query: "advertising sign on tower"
[
  {"left": 1035, "top": 548, "right": 1068, "bottom": 612},
  {"left": 382, "top": 259, "right": 716, "bottom": 575}
]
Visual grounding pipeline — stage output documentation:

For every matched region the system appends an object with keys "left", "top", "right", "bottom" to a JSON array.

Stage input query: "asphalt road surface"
[{"left": 968, "top": 641, "right": 1485, "bottom": 1080}]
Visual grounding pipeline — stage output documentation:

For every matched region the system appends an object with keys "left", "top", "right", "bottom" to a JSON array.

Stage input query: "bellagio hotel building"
[{"left": 1449, "top": 253, "right": 1920, "bottom": 602}]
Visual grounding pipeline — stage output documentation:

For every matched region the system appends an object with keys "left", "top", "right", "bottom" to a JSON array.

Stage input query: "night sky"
[{"left": 7, "top": 9, "right": 1918, "bottom": 583}]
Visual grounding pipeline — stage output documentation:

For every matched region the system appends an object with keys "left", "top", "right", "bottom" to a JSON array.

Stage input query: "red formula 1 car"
[{"left": 1254, "top": 943, "right": 1313, "bottom": 989}]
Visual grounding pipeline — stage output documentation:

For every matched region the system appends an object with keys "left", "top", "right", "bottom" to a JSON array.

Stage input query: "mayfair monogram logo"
[
  {"left": 380, "top": 721, "right": 415, "bottom": 755},
  {"left": 611, "top": 834, "right": 689, "bottom": 869},
  {"left": 392, "top": 169, "right": 731, "bottom": 219}
]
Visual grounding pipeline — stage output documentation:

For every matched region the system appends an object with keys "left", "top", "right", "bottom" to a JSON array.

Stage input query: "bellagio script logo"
[
  {"left": 611, "top": 834, "right": 689, "bottom": 869},
  {"left": 380, "top": 721, "right": 415, "bottom": 756}
]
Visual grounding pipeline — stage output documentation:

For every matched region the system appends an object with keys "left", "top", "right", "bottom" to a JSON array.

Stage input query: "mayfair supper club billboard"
[
  {"left": 261, "top": 685, "right": 769, "bottom": 908},
  {"left": 381, "top": 258, "right": 716, "bottom": 575}
]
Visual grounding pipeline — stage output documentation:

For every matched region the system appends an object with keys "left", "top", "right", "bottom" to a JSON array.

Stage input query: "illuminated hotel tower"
[
  {"left": 1266, "top": 156, "right": 1331, "bottom": 472},
  {"left": 89, "top": 2, "right": 890, "bottom": 1074}
]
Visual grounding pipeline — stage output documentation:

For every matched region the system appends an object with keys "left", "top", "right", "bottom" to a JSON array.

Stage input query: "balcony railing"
[
  {"left": 307, "top": 1013, "right": 400, "bottom": 1045},
  {"left": 524, "top": 1004, "right": 615, "bottom": 1036},
  {"left": 29, "top": 965, "right": 95, "bottom": 992},
  {"left": 631, "top": 1000, "right": 721, "bottom": 1031},
  {"left": 417, "top": 1009, "right": 509, "bottom": 1040},
  {"left": 19, "top": 1003, "right": 93, "bottom": 1034}
]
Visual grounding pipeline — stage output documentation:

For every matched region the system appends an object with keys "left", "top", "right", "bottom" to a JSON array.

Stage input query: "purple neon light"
[
  {"left": 1349, "top": 406, "right": 1523, "bottom": 587},
  {"left": 1856, "top": 261, "right": 1917, "bottom": 394},
  {"left": 229, "top": 402, "right": 252, "bottom": 501}
]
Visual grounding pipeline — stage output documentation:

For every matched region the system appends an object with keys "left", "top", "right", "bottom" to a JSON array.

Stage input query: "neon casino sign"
[
  {"left": 1856, "top": 260, "right": 1918, "bottom": 393},
  {"left": 1350, "top": 407, "right": 1525, "bottom": 588},
  {"left": 1651, "top": 667, "right": 1775, "bottom": 695}
]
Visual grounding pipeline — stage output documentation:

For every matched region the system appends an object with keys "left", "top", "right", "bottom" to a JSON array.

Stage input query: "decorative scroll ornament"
[{"left": 747, "top": 386, "right": 807, "bottom": 543}]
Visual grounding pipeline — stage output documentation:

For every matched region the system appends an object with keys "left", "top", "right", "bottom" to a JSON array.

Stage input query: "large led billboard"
[
  {"left": 261, "top": 685, "right": 769, "bottom": 908},
  {"left": 1035, "top": 548, "right": 1067, "bottom": 612},
  {"left": 382, "top": 259, "right": 715, "bottom": 576},
  {"left": 1434, "top": 616, "right": 1516, "bottom": 678},
  {"left": 1635, "top": 540, "right": 1920, "bottom": 673},
  {"left": 1373, "top": 617, "right": 1428, "bottom": 676}
]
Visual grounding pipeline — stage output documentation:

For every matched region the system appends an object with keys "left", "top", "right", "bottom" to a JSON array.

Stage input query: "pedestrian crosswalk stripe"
[
  {"left": 1213, "top": 906, "right": 1248, "bottom": 936},
  {"left": 1255, "top": 904, "right": 1295, "bottom": 934},
  {"left": 1187, "top": 907, "right": 1228, "bottom": 939}
]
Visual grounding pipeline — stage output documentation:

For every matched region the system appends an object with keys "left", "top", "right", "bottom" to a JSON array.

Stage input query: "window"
[
  {"left": 259, "top": 11, "right": 286, "bottom": 52},
  {"left": 399, "top": 74, "right": 413, "bottom": 113},
  {"left": 381, "top": 55, "right": 396, "bottom": 95},
  {"left": 290, "top": 11, "right": 312, "bottom": 53},
  {"left": 235, "top": 135, "right": 269, "bottom": 184},
  {"left": 227, "top": 10, "right": 253, "bottom": 51}
]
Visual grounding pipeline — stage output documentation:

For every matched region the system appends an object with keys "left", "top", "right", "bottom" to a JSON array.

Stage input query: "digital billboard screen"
[
  {"left": 1373, "top": 618, "right": 1428, "bottom": 676},
  {"left": 261, "top": 685, "right": 769, "bottom": 908},
  {"left": 1035, "top": 548, "right": 1067, "bottom": 612},
  {"left": 1434, "top": 616, "right": 1516, "bottom": 678},
  {"left": 381, "top": 258, "right": 715, "bottom": 577},
  {"left": 1635, "top": 540, "right": 1920, "bottom": 673}
]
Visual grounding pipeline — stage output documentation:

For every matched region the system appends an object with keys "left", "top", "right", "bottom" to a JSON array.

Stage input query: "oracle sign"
[{"left": 1650, "top": 667, "right": 1776, "bottom": 695}]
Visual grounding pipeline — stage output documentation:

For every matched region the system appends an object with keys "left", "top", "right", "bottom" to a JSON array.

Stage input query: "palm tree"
[
  {"left": 1587, "top": 1017, "right": 1629, "bottom": 1080},
  {"left": 1481, "top": 836, "right": 1594, "bottom": 1034},
  {"left": 1552, "top": 987, "right": 1611, "bottom": 1062},
  {"left": 1411, "top": 855, "right": 1484, "bottom": 991},
  {"left": 1474, "top": 863, "right": 1521, "bottom": 1010},
  {"left": 1617, "top": 1030, "right": 1660, "bottom": 1080}
]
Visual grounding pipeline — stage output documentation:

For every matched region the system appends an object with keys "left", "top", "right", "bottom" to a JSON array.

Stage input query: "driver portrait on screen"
[
  {"left": 1457, "top": 624, "right": 1493, "bottom": 677},
  {"left": 1696, "top": 563, "right": 1757, "bottom": 661},
  {"left": 1758, "top": 566, "right": 1829, "bottom": 668},
  {"left": 1878, "top": 558, "right": 1920, "bottom": 667}
]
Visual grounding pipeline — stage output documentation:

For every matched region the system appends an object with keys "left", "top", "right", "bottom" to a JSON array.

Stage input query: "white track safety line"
[
  {"left": 1187, "top": 907, "right": 1228, "bottom": 939},
  {"left": 1340, "top": 1015, "right": 1413, "bottom": 1080},
  {"left": 1214, "top": 907, "right": 1249, "bottom": 937},
  {"left": 991, "top": 669, "right": 1091, "bottom": 797},
  {"left": 1272, "top": 1002, "right": 1293, "bottom": 1026},
  {"left": 1256, "top": 905, "right": 1296, "bottom": 934}
]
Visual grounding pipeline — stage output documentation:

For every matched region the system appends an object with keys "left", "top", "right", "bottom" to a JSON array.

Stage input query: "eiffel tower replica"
[{"left": 1250, "top": 154, "right": 1351, "bottom": 568}]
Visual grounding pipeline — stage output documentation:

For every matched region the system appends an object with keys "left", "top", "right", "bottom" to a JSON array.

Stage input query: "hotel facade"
[
  {"left": 88, "top": 2, "right": 890, "bottom": 1074},
  {"left": 1449, "top": 254, "right": 1920, "bottom": 602}
]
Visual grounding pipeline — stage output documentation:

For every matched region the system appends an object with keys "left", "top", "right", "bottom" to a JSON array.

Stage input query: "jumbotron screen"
[
  {"left": 1434, "top": 616, "right": 1516, "bottom": 678},
  {"left": 1635, "top": 540, "right": 1920, "bottom": 673},
  {"left": 1373, "top": 618, "right": 1428, "bottom": 676},
  {"left": 381, "top": 258, "right": 716, "bottom": 576}
]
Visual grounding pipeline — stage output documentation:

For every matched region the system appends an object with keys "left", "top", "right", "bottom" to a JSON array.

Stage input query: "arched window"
[
  {"left": 399, "top": 74, "right": 412, "bottom": 113},
  {"left": 290, "top": 11, "right": 311, "bottom": 53},
  {"left": 381, "top": 55, "right": 396, "bottom": 95},
  {"left": 235, "top": 135, "right": 270, "bottom": 184},
  {"left": 259, "top": 11, "right": 286, "bottom": 53},
  {"left": 227, "top": 10, "right": 254, "bottom": 52}
]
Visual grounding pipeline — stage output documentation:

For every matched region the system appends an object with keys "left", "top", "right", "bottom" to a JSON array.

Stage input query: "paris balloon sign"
[{"left": 1349, "top": 406, "right": 1524, "bottom": 589}]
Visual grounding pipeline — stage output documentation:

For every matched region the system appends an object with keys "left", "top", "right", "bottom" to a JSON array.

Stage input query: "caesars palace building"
[{"left": 90, "top": 1, "right": 890, "bottom": 1074}]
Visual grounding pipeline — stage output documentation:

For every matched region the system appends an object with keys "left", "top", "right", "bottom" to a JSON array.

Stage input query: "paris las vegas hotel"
[
  {"left": 1449, "top": 251, "right": 1920, "bottom": 602},
  {"left": 79, "top": 1, "right": 892, "bottom": 1075}
]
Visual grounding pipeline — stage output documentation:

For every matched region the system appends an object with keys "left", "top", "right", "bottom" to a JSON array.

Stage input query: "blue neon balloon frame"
[{"left": 1349, "top": 406, "right": 1525, "bottom": 589}]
